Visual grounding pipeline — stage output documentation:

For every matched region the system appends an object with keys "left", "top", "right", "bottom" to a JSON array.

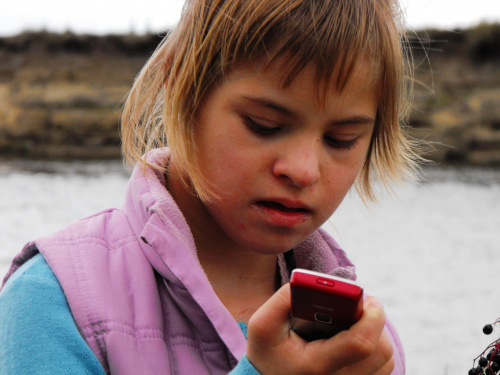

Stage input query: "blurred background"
[
  {"left": 0, "top": 1, "right": 499, "bottom": 374},
  {"left": 0, "top": 0, "right": 499, "bottom": 164}
]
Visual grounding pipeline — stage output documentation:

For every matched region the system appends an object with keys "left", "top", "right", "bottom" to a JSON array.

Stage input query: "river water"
[{"left": 1, "top": 160, "right": 499, "bottom": 374}]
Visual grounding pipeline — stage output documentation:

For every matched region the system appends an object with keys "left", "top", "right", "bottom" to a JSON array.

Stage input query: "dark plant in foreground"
[{"left": 469, "top": 319, "right": 500, "bottom": 374}]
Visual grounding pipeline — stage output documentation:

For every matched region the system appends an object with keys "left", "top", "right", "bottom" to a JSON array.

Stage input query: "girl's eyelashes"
[
  {"left": 324, "top": 135, "right": 359, "bottom": 150},
  {"left": 243, "top": 116, "right": 280, "bottom": 136},
  {"left": 243, "top": 114, "right": 360, "bottom": 150}
]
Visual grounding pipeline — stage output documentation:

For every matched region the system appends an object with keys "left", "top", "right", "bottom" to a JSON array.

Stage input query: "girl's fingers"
[
  {"left": 248, "top": 285, "right": 394, "bottom": 375},
  {"left": 336, "top": 297, "right": 388, "bottom": 363},
  {"left": 374, "top": 358, "right": 396, "bottom": 375},
  {"left": 337, "top": 328, "right": 394, "bottom": 375},
  {"left": 295, "top": 297, "right": 390, "bottom": 373},
  {"left": 247, "top": 283, "right": 293, "bottom": 345},
  {"left": 247, "top": 283, "right": 299, "bottom": 374}
]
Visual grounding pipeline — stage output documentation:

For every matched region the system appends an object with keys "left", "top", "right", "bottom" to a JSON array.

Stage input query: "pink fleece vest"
[{"left": 2, "top": 148, "right": 404, "bottom": 374}]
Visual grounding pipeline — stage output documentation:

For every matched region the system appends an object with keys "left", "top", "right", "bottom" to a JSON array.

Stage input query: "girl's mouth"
[
  {"left": 256, "top": 201, "right": 310, "bottom": 213},
  {"left": 252, "top": 200, "right": 312, "bottom": 227}
]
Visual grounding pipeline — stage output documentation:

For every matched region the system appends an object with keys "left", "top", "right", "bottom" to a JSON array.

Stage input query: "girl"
[{"left": 0, "top": 0, "right": 420, "bottom": 373}]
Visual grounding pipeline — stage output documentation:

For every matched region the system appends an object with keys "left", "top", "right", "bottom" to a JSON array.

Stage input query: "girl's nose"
[{"left": 272, "top": 142, "right": 321, "bottom": 188}]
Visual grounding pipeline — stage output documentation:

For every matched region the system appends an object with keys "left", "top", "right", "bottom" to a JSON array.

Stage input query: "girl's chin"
[
  {"left": 238, "top": 236, "right": 308, "bottom": 256},
  {"left": 225, "top": 219, "right": 317, "bottom": 255}
]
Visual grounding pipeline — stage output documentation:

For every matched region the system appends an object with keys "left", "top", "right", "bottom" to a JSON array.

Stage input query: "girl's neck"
[
  {"left": 165, "top": 162, "right": 278, "bottom": 322},
  {"left": 197, "top": 245, "right": 278, "bottom": 323}
]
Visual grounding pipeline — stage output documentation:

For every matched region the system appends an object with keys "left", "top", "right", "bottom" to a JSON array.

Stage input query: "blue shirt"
[{"left": 0, "top": 254, "right": 257, "bottom": 374}]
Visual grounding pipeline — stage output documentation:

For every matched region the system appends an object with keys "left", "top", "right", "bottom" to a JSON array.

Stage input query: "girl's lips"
[
  {"left": 252, "top": 200, "right": 312, "bottom": 227},
  {"left": 257, "top": 200, "right": 310, "bottom": 212}
]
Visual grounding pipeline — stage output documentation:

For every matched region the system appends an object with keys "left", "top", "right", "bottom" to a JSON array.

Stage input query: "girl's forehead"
[{"left": 228, "top": 55, "right": 379, "bottom": 103}]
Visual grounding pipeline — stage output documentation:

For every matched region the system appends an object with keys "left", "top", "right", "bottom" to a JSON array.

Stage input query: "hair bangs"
[{"left": 225, "top": 0, "right": 387, "bottom": 108}]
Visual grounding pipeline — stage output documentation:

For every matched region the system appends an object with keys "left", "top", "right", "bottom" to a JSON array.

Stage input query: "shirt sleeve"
[
  {"left": 229, "top": 354, "right": 261, "bottom": 375},
  {"left": 0, "top": 254, "right": 106, "bottom": 375},
  {"left": 227, "top": 322, "right": 260, "bottom": 374}
]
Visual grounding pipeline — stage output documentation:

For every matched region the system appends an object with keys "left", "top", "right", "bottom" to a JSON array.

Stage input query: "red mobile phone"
[{"left": 290, "top": 268, "right": 364, "bottom": 341}]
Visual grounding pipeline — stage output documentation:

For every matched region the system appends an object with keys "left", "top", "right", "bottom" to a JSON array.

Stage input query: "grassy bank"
[{"left": 0, "top": 24, "right": 499, "bottom": 164}]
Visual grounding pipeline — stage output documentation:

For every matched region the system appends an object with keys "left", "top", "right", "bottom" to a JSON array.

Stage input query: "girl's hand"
[{"left": 247, "top": 284, "right": 394, "bottom": 375}]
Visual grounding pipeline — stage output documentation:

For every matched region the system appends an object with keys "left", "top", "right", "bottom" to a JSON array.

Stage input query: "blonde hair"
[{"left": 121, "top": 0, "right": 421, "bottom": 202}]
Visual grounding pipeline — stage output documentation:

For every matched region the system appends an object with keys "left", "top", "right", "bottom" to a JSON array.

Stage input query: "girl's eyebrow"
[
  {"left": 241, "top": 95, "right": 375, "bottom": 126},
  {"left": 329, "top": 116, "right": 376, "bottom": 127},
  {"left": 241, "top": 95, "right": 298, "bottom": 119}
]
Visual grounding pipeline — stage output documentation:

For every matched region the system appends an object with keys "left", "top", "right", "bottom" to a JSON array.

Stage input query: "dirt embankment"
[
  {"left": 0, "top": 32, "right": 163, "bottom": 159},
  {"left": 410, "top": 24, "right": 500, "bottom": 166},
  {"left": 0, "top": 25, "right": 499, "bottom": 164}
]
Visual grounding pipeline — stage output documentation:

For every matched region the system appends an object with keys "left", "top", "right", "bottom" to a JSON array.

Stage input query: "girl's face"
[{"left": 189, "top": 59, "right": 377, "bottom": 255}]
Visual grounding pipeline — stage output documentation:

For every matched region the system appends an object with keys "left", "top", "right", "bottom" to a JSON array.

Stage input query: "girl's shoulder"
[
  {"left": 0, "top": 253, "right": 106, "bottom": 375},
  {"left": 1, "top": 253, "right": 55, "bottom": 294}
]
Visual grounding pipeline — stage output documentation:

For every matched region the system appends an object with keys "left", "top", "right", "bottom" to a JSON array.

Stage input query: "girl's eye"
[
  {"left": 324, "top": 135, "right": 358, "bottom": 150},
  {"left": 243, "top": 116, "right": 280, "bottom": 136},
  {"left": 243, "top": 115, "right": 359, "bottom": 150}
]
